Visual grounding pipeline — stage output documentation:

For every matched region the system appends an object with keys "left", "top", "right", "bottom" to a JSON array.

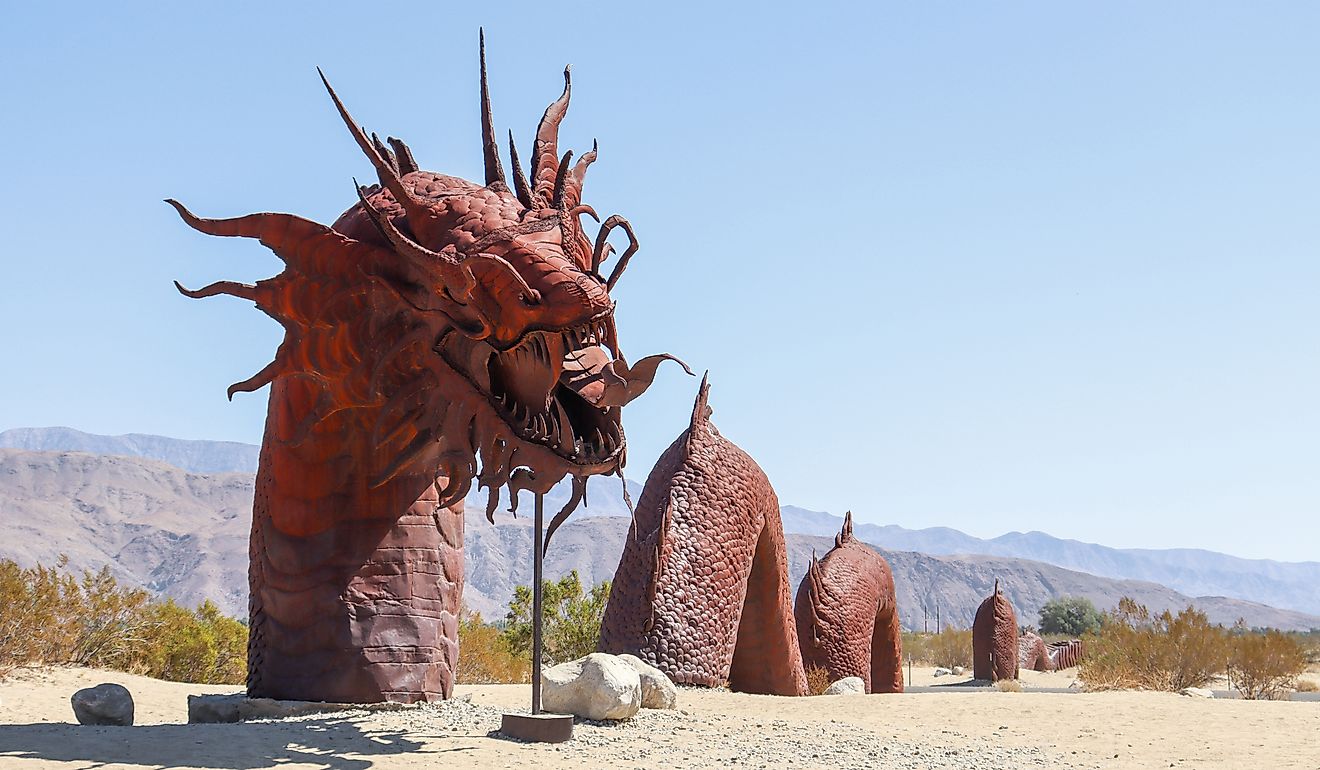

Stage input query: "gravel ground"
[{"left": 306, "top": 697, "right": 1102, "bottom": 770}]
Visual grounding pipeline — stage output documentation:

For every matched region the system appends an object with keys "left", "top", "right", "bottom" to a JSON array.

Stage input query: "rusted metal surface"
[
  {"left": 1018, "top": 629, "right": 1055, "bottom": 672},
  {"left": 172, "top": 32, "right": 683, "bottom": 702},
  {"left": 972, "top": 580, "right": 1020, "bottom": 681},
  {"left": 795, "top": 513, "right": 904, "bottom": 693},
  {"left": 598, "top": 377, "right": 808, "bottom": 696}
]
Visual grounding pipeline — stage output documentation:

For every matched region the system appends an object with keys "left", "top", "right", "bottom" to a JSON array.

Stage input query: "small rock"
[
  {"left": 617, "top": 654, "right": 679, "bottom": 709},
  {"left": 933, "top": 667, "right": 952, "bottom": 677},
  {"left": 542, "top": 652, "right": 642, "bottom": 721},
  {"left": 71, "top": 683, "right": 134, "bottom": 726},
  {"left": 823, "top": 677, "right": 865, "bottom": 696},
  {"left": 952, "top": 666, "right": 965, "bottom": 675},
  {"left": 1179, "top": 687, "right": 1214, "bottom": 699}
]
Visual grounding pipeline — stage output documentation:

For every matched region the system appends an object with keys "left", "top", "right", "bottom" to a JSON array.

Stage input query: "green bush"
[
  {"left": 1038, "top": 596, "right": 1103, "bottom": 637},
  {"left": 503, "top": 570, "right": 610, "bottom": 666},
  {"left": 0, "top": 558, "right": 246, "bottom": 684}
]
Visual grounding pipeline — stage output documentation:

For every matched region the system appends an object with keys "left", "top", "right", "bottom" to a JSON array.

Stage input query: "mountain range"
[{"left": 1, "top": 427, "right": 1317, "bottom": 630}]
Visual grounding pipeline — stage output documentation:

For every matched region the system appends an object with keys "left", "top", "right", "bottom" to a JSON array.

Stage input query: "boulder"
[
  {"left": 952, "top": 666, "right": 965, "bottom": 676},
  {"left": 1179, "top": 687, "right": 1215, "bottom": 699},
  {"left": 933, "top": 667, "right": 952, "bottom": 677},
  {"left": 823, "top": 677, "right": 866, "bottom": 695},
  {"left": 542, "top": 653, "right": 642, "bottom": 721},
  {"left": 617, "top": 654, "right": 678, "bottom": 710},
  {"left": 71, "top": 683, "right": 134, "bottom": 726},
  {"left": 187, "top": 694, "right": 413, "bottom": 723}
]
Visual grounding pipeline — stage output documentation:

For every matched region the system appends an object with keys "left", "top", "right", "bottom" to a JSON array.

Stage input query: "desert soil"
[{"left": 1, "top": 666, "right": 1317, "bottom": 769}]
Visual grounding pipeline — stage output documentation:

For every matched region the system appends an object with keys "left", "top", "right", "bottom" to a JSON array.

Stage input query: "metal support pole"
[{"left": 532, "top": 491, "right": 544, "bottom": 715}]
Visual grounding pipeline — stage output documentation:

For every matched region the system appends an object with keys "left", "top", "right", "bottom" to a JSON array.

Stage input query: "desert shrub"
[
  {"left": 503, "top": 570, "right": 610, "bottom": 666},
  {"left": 901, "top": 631, "right": 929, "bottom": 665},
  {"left": 0, "top": 558, "right": 245, "bottom": 684},
  {"left": 805, "top": 665, "right": 832, "bottom": 695},
  {"left": 457, "top": 609, "right": 530, "bottom": 684},
  {"left": 995, "top": 678, "right": 1023, "bottom": 692},
  {"left": 127, "top": 600, "right": 247, "bottom": 685},
  {"left": 1080, "top": 598, "right": 1228, "bottom": 691},
  {"left": 1295, "top": 679, "right": 1318, "bottom": 693},
  {"left": 1227, "top": 623, "right": 1307, "bottom": 700},
  {"left": 923, "top": 628, "right": 973, "bottom": 669},
  {"left": 1038, "top": 596, "right": 1103, "bottom": 637}
]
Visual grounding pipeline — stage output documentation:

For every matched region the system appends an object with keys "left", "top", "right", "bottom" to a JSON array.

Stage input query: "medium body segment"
[
  {"left": 599, "top": 380, "right": 808, "bottom": 696},
  {"left": 794, "top": 513, "right": 904, "bottom": 693}
]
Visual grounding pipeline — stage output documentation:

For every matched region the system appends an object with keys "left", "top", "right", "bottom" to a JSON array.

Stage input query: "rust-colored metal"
[
  {"left": 172, "top": 33, "right": 684, "bottom": 703},
  {"left": 972, "top": 580, "right": 1019, "bottom": 681},
  {"left": 598, "top": 377, "right": 808, "bottom": 696},
  {"left": 1048, "top": 638, "right": 1085, "bottom": 669},
  {"left": 1017, "top": 629, "right": 1055, "bottom": 672},
  {"left": 794, "top": 513, "right": 904, "bottom": 693}
]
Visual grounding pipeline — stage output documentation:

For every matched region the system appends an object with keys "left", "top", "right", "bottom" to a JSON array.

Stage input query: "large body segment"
[{"left": 599, "top": 380, "right": 807, "bottom": 696}]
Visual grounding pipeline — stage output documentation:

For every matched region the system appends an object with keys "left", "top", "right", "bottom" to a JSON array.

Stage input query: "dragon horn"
[
  {"left": 479, "top": 29, "right": 507, "bottom": 189},
  {"left": 508, "top": 129, "right": 533, "bottom": 208},
  {"left": 530, "top": 66, "right": 571, "bottom": 206},
  {"left": 318, "top": 68, "right": 432, "bottom": 229}
]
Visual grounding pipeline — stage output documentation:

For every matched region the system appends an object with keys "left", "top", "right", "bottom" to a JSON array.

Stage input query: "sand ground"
[{"left": 1, "top": 666, "right": 1317, "bottom": 770}]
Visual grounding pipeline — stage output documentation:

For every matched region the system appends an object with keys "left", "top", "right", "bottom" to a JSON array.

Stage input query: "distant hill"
[
  {"left": 0, "top": 427, "right": 260, "bottom": 474},
  {"left": 779, "top": 506, "right": 1320, "bottom": 617},
  {"left": 1, "top": 446, "right": 1317, "bottom": 631},
  {"left": 3, "top": 427, "right": 1317, "bottom": 621}
]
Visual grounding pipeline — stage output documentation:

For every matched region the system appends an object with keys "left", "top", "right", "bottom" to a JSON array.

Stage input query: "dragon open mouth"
[
  {"left": 487, "top": 315, "right": 623, "bottom": 465},
  {"left": 435, "top": 313, "right": 633, "bottom": 468}
]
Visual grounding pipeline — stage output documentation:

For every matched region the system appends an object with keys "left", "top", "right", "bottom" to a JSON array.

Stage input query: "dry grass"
[
  {"left": 904, "top": 628, "right": 973, "bottom": 669},
  {"left": 0, "top": 558, "right": 245, "bottom": 685},
  {"left": 1228, "top": 628, "right": 1307, "bottom": 700},
  {"left": 805, "top": 665, "right": 832, "bottom": 695},
  {"left": 455, "top": 610, "right": 530, "bottom": 684},
  {"left": 1081, "top": 599, "right": 1227, "bottom": 692},
  {"left": 995, "top": 678, "right": 1023, "bottom": 692},
  {"left": 1294, "top": 679, "right": 1318, "bottom": 693}
]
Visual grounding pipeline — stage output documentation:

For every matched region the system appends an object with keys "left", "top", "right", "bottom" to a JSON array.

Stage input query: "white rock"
[
  {"left": 952, "top": 666, "right": 966, "bottom": 676},
  {"left": 71, "top": 683, "right": 134, "bottom": 726},
  {"left": 823, "top": 677, "right": 866, "bottom": 695},
  {"left": 617, "top": 654, "right": 679, "bottom": 709},
  {"left": 933, "top": 667, "right": 952, "bottom": 677},
  {"left": 542, "top": 653, "right": 642, "bottom": 720},
  {"left": 1180, "top": 687, "right": 1215, "bottom": 699}
]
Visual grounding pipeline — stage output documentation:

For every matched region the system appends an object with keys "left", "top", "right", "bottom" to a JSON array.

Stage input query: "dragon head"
[{"left": 172, "top": 33, "right": 687, "bottom": 544}]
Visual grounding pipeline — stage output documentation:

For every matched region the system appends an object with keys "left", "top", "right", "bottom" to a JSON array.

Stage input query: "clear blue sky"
[{"left": 1, "top": 2, "right": 1316, "bottom": 561}]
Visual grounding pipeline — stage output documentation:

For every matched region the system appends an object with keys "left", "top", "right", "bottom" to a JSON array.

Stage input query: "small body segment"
[{"left": 972, "top": 580, "right": 1019, "bottom": 681}]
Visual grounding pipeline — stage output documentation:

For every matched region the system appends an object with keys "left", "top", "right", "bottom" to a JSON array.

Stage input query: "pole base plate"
[{"left": 499, "top": 712, "right": 574, "bottom": 743}]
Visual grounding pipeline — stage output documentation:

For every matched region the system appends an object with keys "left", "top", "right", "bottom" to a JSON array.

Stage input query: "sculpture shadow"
[{"left": 0, "top": 715, "right": 459, "bottom": 770}]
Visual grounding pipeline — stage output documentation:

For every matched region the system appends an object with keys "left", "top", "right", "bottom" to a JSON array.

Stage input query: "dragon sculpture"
[
  {"left": 972, "top": 580, "right": 1020, "bottom": 681},
  {"left": 794, "top": 513, "right": 904, "bottom": 693},
  {"left": 598, "top": 377, "right": 808, "bottom": 696},
  {"left": 1020, "top": 632, "right": 1085, "bottom": 671},
  {"left": 171, "top": 34, "right": 684, "bottom": 703},
  {"left": 1017, "top": 629, "right": 1054, "bottom": 672}
]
